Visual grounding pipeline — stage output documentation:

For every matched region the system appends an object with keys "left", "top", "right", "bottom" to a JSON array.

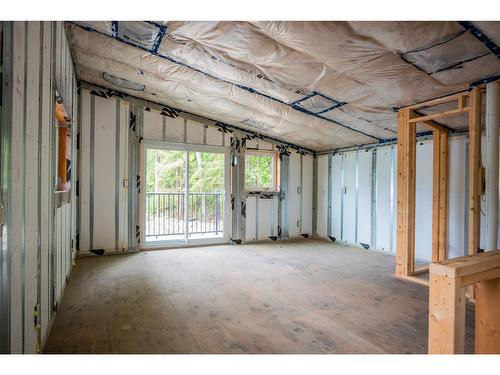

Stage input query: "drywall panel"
[
  {"left": 118, "top": 101, "right": 129, "bottom": 250},
  {"left": 392, "top": 148, "right": 397, "bottom": 254},
  {"left": 186, "top": 119, "right": 204, "bottom": 144},
  {"left": 23, "top": 22, "right": 41, "bottom": 353},
  {"left": 357, "top": 150, "right": 372, "bottom": 246},
  {"left": 301, "top": 154, "right": 313, "bottom": 235},
  {"left": 92, "top": 95, "right": 117, "bottom": 250},
  {"left": 316, "top": 155, "right": 328, "bottom": 237},
  {"left": 70, "top": 73, "right": 78, "bottom": 272},
  {"left": 143, "top": 109, "right": 163, "bottom": 141},
  {"left": 64, "top": 203, "right": 71, "bottom": 280},
  {"left": 245, "top": 196, "right": 257, "bottom": 241},
  {"left": 79, "top": 91, "right": 91, "bottom": 252},
  {"left": 257, "top": 197, "right": 277, "bottom": 239},
  {"left": 9, "top": 21, "right": 26, "bottom": 354},
  {"left": 331, "top": 154, "right": 342, "bottom": 239},
  {"left": 246, "top": 139, "right": 258, "bottom": 149},
  {"left": 55, "top": 206, "right": 62, "bottom": 302},
  {"left": 206, "top": 125, "right": 223, "bottom": 146},
  {"left": 375, "top": 146, "right": 393, "bottom": 252},
  {"left": 245, "top": 195, "right": 278, "bottom": 241},
  {"left": 3, "top": 21, "right": 77, "bottom": 354},
  {"left": 480, "top": 134, "right": 485, "bottom": 249},
  {"left": 448, "top": 137, "right": 467, "bottom": 259},
  {"left": 258, "top": 141, "right": 274, "bottom": 151},
  {"left": 223, "top": 133, "right": 231, "bottom": 147},
  {"left": 288, "top": 153, "right": 301, "bottom": 237},
  {"left": 342, "top": 152, "right": 357, "bottom": 244},
  {"left": 414, "top": 141, "right": 433, "bottom": 262},
  {"left": 40, "top": 21, "right": 53, "bottom": 342},
  {"left": 164, "top": 116, "right": 185, "bottom": 142}
]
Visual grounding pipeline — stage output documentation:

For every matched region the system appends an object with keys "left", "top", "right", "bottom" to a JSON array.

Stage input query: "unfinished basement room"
[{"left": 1, "top": 2, "right": 500, "bottom": 370}]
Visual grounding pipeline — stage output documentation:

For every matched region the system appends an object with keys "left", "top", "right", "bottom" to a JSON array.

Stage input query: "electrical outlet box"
[{"left": 123, "top": 178, "right": 129, "bottom": 187}]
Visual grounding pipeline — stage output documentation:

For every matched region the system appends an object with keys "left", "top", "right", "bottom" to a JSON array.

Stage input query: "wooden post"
[
  {"left": 396, "top": 108, "right": 416, "bottom": 276},
  {"left": 438, "top": 130, "right": 448, "bottom": 261},
  {"left": 432, "top": 130, "right": 441, "bottom": 263},
  {"left": 428, "top": 273, "right": 466, "bottom": 354},
  {"left": 428, "top": 251, "right": 500, "bottom": 354},
  {"left": 475, "top": 278, "right": 500, "bottom": 353},
  {"left": 468, "top": 87, "right": 481, "bottom": 256}
]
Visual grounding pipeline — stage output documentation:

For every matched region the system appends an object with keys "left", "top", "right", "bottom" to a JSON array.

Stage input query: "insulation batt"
[{"left": 66, "top": 21, "right": 500, "bottom": 151}]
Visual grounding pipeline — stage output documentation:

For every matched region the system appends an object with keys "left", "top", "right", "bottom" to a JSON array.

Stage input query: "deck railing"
[{"left": 145, "top": 192, "right": 224, "bottom": 238}]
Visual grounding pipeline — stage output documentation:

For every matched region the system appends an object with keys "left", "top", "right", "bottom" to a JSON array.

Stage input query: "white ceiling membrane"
[{"left": 66, "top": 21, "right": 500, "bottom": 151}]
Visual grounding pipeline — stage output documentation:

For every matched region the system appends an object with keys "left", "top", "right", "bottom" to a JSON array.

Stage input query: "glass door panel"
[
  {"left": 187, "top": 151, "right": 225, "bottom": 240},
  {"left": 145, "top": 148, "right": 186, "bottom": 243}
]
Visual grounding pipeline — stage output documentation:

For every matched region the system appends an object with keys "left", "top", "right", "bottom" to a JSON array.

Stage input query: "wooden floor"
[{"left": 44, "top": 238, "right": 474, "bottom": 354}]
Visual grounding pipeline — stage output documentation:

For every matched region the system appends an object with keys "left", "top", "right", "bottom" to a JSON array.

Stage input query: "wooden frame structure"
[
  {"left": 428, "top": 251, "right": 500, "bottom": 354},
  {"left": 396, "top": 88, "right": 482, "bottom": 282}
]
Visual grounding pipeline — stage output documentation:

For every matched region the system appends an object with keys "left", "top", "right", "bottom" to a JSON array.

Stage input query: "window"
[
  {"left": 244, "top": 151, "right": 279, "bottom": 192},
  {"left": 55, "top": 94, "right": 71, "bottom": 192}
]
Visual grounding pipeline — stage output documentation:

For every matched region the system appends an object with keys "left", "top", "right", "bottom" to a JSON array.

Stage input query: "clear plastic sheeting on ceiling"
[{"left": 65, "top": 21, "right": 500, "bottom": 151}]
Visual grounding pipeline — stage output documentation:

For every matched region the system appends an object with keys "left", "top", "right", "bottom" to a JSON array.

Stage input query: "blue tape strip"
[
  {"left": 291, "top": 92, "right": 346, "bottom": 114},
  {"left": 151, "top": 24, "right": 166, "bottom": 54},
  {"left": 70, "top": 22, "right": 382, "bottom": 141},
  {"left": 290, "top": 92, "right": 317, "bottom": 106},
  {"left": 315, "top": 102, "right": 346, "bottom": 114},
  {"left": 400, "top": 22, "right": 499, "bottom": 75},
  {"left": 111, "top": 21, "right": 118, "bottom": 38},
  {"left": 471, "top": 74, "right": 500, "bottom": 87},
  {"left": 403, "top": 30, "right": 468, "bottom": 55},
  {"left": 459, "top": 21, "right": 500, "bottom": 59}
]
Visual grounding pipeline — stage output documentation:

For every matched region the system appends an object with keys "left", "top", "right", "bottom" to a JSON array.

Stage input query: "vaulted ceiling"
[{"left": 66, "top": 21, "right": 500, "bottom": 151}]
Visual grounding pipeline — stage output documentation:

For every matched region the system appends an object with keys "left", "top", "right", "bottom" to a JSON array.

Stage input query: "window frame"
[{"left": 244, "top": 149, "right": 280, "bottom": 193}]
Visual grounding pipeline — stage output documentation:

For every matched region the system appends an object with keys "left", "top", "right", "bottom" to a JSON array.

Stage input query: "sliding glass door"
[
  {"left": 187, "top": 151, "right": 225, "bottom": 240},
  {"left": 142, "top": 142, "right": 229, "bottom": 247}
]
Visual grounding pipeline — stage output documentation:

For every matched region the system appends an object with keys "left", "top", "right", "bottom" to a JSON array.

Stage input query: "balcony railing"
[{"left": 145, "top": 192, "right": 224, "bottom": 239}]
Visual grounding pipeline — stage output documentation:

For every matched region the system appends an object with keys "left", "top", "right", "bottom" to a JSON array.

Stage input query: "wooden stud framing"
[
  {"left": 431, "top": 129, "right": 448, "bottom": 263},
  {"left": 475, "top": 278, "right": 500, "bottom": 353},
  {"left": 396, "top": 108, "right": 416, "bottom": 276},
  {"left": 429, "top": 251, "right": 500, "bottom": 354},
  {"left": 468, "top": 87, "right": 482, "bottom": 256},
  {"left": 408, "top": 107, "right": 471, "bottom": 124},
  {"left": 396, "top": 88, "right": 484, "bottom": 280},
  {"left": 432, "top": 130, "right": 441, "bottom": 262},
  {"left": 406, "top": 92, "right": 468, "bottom": 111},
  {"left": 397, "top": 107, "right": 449, "bottom": 276},
  {"left": 438, "top": 130, "right": 448, "bottom": 262},
  {"left": 428, "top": 272, "right": 466, "bottom": 353}
]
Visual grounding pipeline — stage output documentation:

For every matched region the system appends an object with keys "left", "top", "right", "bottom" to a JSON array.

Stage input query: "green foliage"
[
  {"left": 146, "top": 149, "right": 224, "bottom": 193},
  {"left": 245, "top": 154, "right": 273, "bottom": 190},
  {"left": 145, "top": 149, "right": 275, "bottom": 194},
  {"left": 145, "top": 149, "right": 185, "bottom": 193}
]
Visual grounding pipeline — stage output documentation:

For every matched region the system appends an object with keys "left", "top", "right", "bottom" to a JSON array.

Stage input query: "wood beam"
[
  {"left": 406, "top": 92, "right": 469, "bottom": 111},
  {"left": 421, "top": 120, "right": 448, "bottom": 132},
  {"left": 428, "top": 272, "right": 466, "bottom": 354},
  {"left": 431, "top": 128, "right": 448, "bottom": 263},
  {"left": 439, "top": 130, "right": 448, "bottom": 262},
  {"left": 432, "top": 130, "right": 442, "bottom": 263},
  {"left": 408, "top": 107, "right": 471, "bottom": 124},
  {"left": 475, "top": 278, "right": 500, "bottom": 353},
  {"left": 429, "top": 251, "right": 500, "bottom": 354},
  {"left": 396, "top": 108, "right": 416, "bottom": 276},
  {"left": 468, "top": 87, "right": 482, "bottom": 256}
]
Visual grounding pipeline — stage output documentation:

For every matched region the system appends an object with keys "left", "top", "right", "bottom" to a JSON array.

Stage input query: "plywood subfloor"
[{"left": 44, "top": 238, "right": 474, "bottom": 354}]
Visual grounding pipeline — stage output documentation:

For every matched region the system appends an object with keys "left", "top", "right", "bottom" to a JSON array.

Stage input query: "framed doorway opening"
[{"left": 139, "top": 141, "right": 230, "bottom": 248}]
